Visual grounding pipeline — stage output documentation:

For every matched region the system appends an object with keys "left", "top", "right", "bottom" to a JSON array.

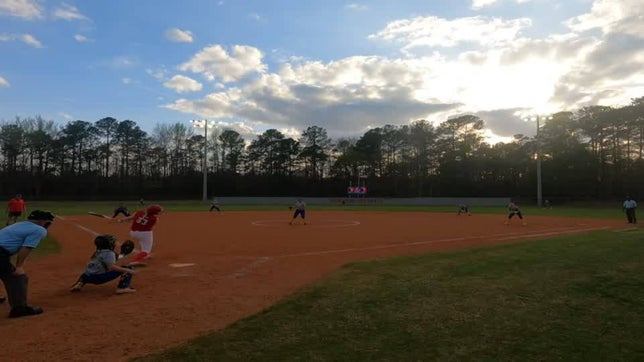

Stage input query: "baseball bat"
[{"left": 87, "top": 211, "right": 112, "bottom": 219}]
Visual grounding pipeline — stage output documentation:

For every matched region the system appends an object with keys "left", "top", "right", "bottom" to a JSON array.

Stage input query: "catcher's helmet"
[
  {"left": 27, "top": 210, "right": 55, "bottom": 221},
  {"left": 146, "top": 204, "right": 163, "bottom": 215},
  {"left": 94, "top": 234, "right": 117, "bottom": 250}
]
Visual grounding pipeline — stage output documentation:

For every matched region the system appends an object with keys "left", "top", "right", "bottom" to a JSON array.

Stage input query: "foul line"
[
  {"left": 224, "top": 257, "right": 271, "bottom": 279},
  {"left": 75, "top": 224, "right": 99, "bottom": 236},
  {"left": 271, "top": 226, "right": 612, "bottom": 259}
]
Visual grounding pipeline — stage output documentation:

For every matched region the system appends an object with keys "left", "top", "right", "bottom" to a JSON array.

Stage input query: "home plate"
[{"left": 169, "top": 263, "right": 196, "bottom": 268}]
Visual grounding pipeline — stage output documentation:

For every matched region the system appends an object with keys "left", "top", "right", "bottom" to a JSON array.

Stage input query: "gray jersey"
[
  {"left": 84, "top": 249, "right": 116, "bottom": 275},
  {"left": 294, "top": 201, "right": 306, "bottom": 210}
]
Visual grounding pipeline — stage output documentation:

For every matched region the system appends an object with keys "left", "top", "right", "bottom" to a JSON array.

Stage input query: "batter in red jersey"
[
  {"left": 6, "top": 194, "right": 26, "bottom": 226},
  {"left": 118, "top": 204, "right": 163, "bottom": 266}
]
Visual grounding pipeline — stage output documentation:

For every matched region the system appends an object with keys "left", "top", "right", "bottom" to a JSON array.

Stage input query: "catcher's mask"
[
  {"left": 94, "top": 234, "right": 117, "bottom": 250},
  {"left": 146, "top": 204, "right": 163, "bottom": 215}
]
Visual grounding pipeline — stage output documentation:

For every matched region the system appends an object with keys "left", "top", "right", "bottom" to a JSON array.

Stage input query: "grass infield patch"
[{"left": 137, "top": 230, "right": 644, "bottom": 361}]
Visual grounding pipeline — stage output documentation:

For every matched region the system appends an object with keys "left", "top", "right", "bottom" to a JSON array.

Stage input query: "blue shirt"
[{"left": 0, "top": 221, "right": 47, "bottom": 255}]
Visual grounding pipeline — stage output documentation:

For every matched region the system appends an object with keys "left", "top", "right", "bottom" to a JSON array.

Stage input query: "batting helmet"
[
  {"left": 27, "top": 210, "right": 55, "bottom": 221},
  {"left": 94, "top": 234, "right": 117, "bottom": 250},
  {"left": 146, "top": 204, "right": 163, "bottom": 215}
]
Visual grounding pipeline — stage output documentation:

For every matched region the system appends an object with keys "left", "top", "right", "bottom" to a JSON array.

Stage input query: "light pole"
[
  {"left": 190, "top": 119, "right": 211, "bottom": 202},
  {"left": 524, "top": 115, "right": 552, "bottom": 208}
]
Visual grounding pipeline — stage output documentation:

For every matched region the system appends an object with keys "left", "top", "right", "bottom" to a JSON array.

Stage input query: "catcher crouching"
[{"left": 70, "top": 235, "right": 136, "bottom": 294}]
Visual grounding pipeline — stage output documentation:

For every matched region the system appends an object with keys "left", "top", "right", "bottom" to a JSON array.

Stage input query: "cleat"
[
  {"left": 127, "top": 261, "right": 147, "bottom": 267},
  {"left": 116, "top": 287, "right": 136, "bottom": 294},
  {"left": 70, "top": 281, "right": 84, "bottom": 292},
  {"left": 9, "top": 306, "right": 43, "bottom": 318}
]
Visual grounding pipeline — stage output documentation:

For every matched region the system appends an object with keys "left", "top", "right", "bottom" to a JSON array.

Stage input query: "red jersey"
[
  {"left": 130, "top": 210, "right": 158, "bottom": 232},
  {"left": 8, "top": 198, "right": 26, "bottom": 212}
]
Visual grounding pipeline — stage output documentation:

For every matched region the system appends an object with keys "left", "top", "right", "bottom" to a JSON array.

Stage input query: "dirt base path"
[{"left": 0, "top": 211, "right": 625, "bottom": 361}]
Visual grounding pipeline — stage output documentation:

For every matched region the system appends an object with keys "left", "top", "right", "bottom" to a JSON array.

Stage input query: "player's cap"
[{"left": 27, "top": 210, "right": 55, "bottom": 221}]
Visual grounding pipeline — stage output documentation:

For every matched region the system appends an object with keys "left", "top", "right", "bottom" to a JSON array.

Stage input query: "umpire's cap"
[{"left": 27, "top": 210, "right": 55, "bottom": 221}]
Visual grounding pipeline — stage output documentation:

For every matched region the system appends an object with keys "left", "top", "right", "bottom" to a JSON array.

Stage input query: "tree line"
[{"left": 1, "top": 97, "right": 642, "bottom": 202}]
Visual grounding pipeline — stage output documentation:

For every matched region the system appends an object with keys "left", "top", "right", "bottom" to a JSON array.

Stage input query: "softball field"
[{"left": 0, "top": 210, "right": 624, "bottom": 361}]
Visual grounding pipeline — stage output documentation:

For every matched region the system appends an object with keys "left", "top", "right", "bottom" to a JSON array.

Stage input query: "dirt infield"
[{"left": 0, "top": 211, "right": 625, "bottom": 361}]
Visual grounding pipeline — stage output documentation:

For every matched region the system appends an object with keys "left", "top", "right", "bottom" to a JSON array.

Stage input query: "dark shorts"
[
  {"left": 8, "top": 211, "right": 22, "bottom": 218},
  {"left": 508, "top": 211, "right": 523, "bottom": 219},
  {"left": 293, "top": 209, "right": 306, "bottom": 219},
  {"left": 0, "top": 247, "right": 15, "bottom": 276}
]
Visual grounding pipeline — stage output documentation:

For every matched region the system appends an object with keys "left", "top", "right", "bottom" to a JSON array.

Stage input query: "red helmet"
[{"left": 146, "top": 204, "right": 163, "bottom": 215}]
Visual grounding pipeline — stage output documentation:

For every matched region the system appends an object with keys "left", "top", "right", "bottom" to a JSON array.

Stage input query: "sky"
[{"left": 0, "top": 0, "right": 642, "bottom": 143}]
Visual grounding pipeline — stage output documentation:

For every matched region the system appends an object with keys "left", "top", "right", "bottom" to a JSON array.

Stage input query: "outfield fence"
[{"left": 210, "top": 197, "right": 511, "bottom": 206}]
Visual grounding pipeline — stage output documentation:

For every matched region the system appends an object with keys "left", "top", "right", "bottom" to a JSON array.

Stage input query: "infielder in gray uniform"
[{"left": 289, "top": 199, "right": 307, "bottom": 225}]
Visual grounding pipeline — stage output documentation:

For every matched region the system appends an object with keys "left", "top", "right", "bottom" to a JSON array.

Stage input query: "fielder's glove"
[{"left": 120, "top": 240, "right": 135, "bottom": 256}]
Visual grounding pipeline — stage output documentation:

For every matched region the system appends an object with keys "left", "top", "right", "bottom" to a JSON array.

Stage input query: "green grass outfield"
[
  {"left": 23, "top": 200, "right": 626, "bottom": 219},
  {"left": 134, "top": 229, "right": 644, "bottom": 361}
]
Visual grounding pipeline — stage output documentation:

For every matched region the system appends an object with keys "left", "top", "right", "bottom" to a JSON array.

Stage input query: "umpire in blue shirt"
[
  {"left": 0, "top": 210, "right": 54, "bottom": 318},
  {"left": 623, "top": 196, "right": 637, "bottom": 224}
]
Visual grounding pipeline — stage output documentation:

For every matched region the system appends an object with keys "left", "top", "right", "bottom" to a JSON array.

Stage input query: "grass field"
[
  {"left": 135, "top": 228, "right": 644, "bottom": 361},
  {"left": 24, "top": 199, "right": 625, "bottom": 219},
  {"left": 12, "top": 201, "right": 641, "bottom": 360}
]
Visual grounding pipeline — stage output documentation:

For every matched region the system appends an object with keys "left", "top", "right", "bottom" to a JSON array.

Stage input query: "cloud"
[
  {"left": 164, "top": 75, "right": 203, "bottom": 93},
  {"left": 165, "top": 55, "right": 457, "bottom": 137},
  {"left": 164, "top": 28, "right": 194, "bottom": 43},
  {"left": 471, "top": 0, "right": 499, "bottom": 9},
  {"left": 146, "top": 67, "right": 168, "bottom": 80},
  {"left": 52, "top": 2, "right": 88, "bottom": 21},
  {"left": 248, "top": 13, "right": 262, "bottom": 21},
  {"left": 0, "top": 75, "right": 9, "bottom": 87},
  {"left": 346, "top": 3, "right": 368, "bottom": 11},
  {"left": 546, "top": 0, "right": 644, "bottom": 109},
  {"left": 0, "top": 0, "right": 43, "bottom": 19},
  {"left": 178, "top": 44, "right": 267, "bottom": 83},
  {"left": 471, "top": 0, "right": 535, "bottom": 10},
  {"left": 0, "top": 32, "right": 42, "bottom": 47},
  {"left": 565, "top": 0, "right": 644, "bottom": 37},
  {"left": 368, "top": 15, "right": 532, "bottom": 50},
  {"left": 20, "top": 33, "right": 41, "bottom": 47},
  {"left": 74, "top": 34, "right": 91, "bottom": 42},
  {"left": 109, "top": 56, "right": 139, "bottom": 68},
  {"left": 163, "top": 1, "right": 643, "bottom": 141},
  {"left": 59, "top": 112, "right": 73, "bottom": 120}
]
